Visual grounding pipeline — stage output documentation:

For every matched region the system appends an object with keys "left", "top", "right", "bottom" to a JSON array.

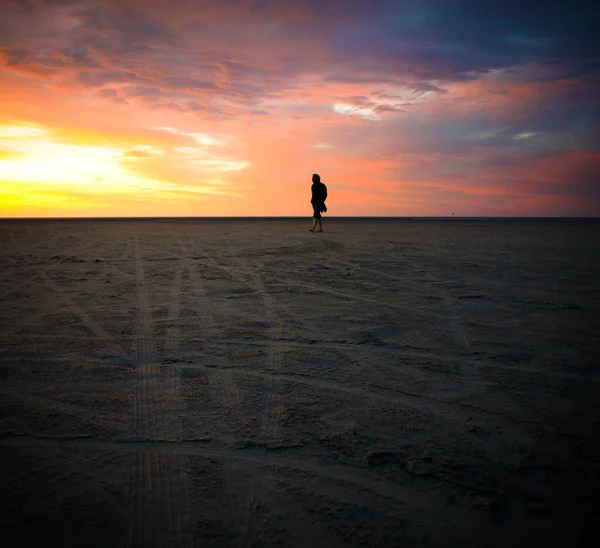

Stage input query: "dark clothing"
[
  {"left": 311, "top": 181, "right": 327, "bottom": 205},
  {"left": 312, "top": 203, "right": 323, "bottom": 219}
]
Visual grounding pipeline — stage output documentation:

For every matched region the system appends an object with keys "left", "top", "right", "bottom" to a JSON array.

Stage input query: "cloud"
[
  {"left": 330, "top": 86, "right": 437, "bottom": 120},
  {"left": 1, "top": 0, "right": 598, "bottom": 216},
  {"left": 123, "top": 145, "right": 165, "bottom": 157},
  {"left": 0, "top": 124, "right": 48, "bottom": 139},
  {"left": 1, "top": 0, "right": 597, "bottom": 126},
  {"left": 513, "top": 132, "right": 541, "bottom": 140},
  {"left": 152, "top": 127, "right": 224, "bottom": 146},
  {"left": 333, "top": 103, "right": 378, "bottom": 121}
]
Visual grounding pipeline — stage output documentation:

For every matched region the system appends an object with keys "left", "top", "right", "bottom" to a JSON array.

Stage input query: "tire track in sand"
[
  {"left": 168, "top": 229, "right": 245, "bottom": 426},
  {"left": 2, "top": 434, "right": 459, "bottom": 510},
  {"left": 219, "top": 252, "right": 451, "bottom": 421},
  {"left": 0, "top": 231, "right": 106, "bottom": 300},
  {"left": 171, "top": 229, "right": 257, "bottom": 547},
  {"left": 9, "top": 231, "right": 127, "bottom": 362},
  {"left": 178, "top": 240, "right": 284, "bottom": 446},
  {"left": 163, "top": 254, "right": 185, "bottom": 442},
  {"left": 176, "top": 231, "right": 274, "bottom": 548},
  {"left": 130, "top": 232, "right": 191, "bottom": 548},
  {"left": 404, "top": 257, "right": 481, "bottom": 399},
  {"left": 232, "top": 258, "right": 284, "bottom": 444},
  {"left": 220, "top": 255, "right": 286, "bottom": 547},
  {"left": 212, "top": 252, "right": 485, "bottom": 434},
  {"left": 158, "top": 229, "right": 193, "bottom": 546}
]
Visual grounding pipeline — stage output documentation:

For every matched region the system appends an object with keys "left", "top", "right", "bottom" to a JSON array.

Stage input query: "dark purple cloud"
[{"left": 2, "top": 0, "right": 597, "bottom": 105}]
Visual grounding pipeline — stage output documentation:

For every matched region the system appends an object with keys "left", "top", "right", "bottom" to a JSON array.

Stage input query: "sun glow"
[
  {"left": 0, "top": 122, "right": 250, "bottom": 216},
  {"left": 0, "top": 123, "right": 164, "bottom": 214},
  {"left": 0, "top": 137, "right": 125, "bottom": 186}
]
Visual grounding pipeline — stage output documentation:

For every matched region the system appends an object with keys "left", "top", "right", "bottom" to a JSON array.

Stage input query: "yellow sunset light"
[
  {"left": 0, "top": 140, "right": 124, "bottom": 186},
  {"left": 0, "top": 122, "right": 250, "bottom": 217}
]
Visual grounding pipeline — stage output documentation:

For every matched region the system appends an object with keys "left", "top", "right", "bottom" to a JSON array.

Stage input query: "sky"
[{"left": 0, "top": 0, "right": 598, "bottom": 217}]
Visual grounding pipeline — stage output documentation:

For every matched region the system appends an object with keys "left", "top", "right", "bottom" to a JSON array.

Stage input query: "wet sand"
[{"left": 1, "top": 218, "right": 599, "bottom": 547}]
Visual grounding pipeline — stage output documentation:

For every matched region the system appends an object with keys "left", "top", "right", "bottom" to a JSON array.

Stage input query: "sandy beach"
[{"left": 1, "top": 218, "right": 598, "bottom": 547}]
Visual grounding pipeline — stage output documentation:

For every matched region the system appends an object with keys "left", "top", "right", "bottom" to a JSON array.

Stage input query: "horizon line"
[{"left": 1, "top": 216, "right": 598, "bottom": 221}]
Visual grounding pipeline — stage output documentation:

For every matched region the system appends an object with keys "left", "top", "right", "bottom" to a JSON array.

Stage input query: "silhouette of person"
[{"left": 309, "top": 173, "right": 327, "bottom": 233}]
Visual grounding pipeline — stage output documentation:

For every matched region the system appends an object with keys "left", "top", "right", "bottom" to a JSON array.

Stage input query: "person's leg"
[
  {"left": 310, "top": 206, "right": 320, "bottom": 231},
  {"left": 316, "top": 204, "right": 324, "bottom": 232}
]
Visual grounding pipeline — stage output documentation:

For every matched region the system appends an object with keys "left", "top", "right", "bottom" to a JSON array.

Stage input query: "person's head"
[{"left": 312, "top": 173, "right": 320, "bottom": 184}]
